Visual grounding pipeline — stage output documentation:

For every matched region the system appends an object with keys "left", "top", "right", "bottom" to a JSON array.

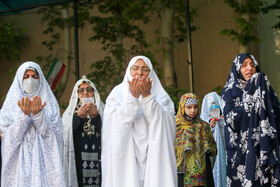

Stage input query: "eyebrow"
[
  {"left": 132, "top": 65, "right": 149, "bottom": 68},
  {"left": 23, "top": 74, "right": 39, "bottom": 78}
]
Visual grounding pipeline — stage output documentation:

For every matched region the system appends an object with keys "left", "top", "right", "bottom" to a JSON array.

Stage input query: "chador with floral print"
[{"left": 222, "top": 53, "right": 280, "bottom": 187}]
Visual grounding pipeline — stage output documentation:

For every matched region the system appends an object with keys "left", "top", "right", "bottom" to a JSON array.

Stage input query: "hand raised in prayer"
[
  {"left": 31, "top": 96, "right": 46, "bottom": 116},
  {"left": 87, "top": 103, "right": 99, "bottom": 118},
  {"left": 78, "top": 103, "right": 88, "bottom": 118},
  {"left": 128, "top": 77, "right": 141, "bottom": 98},
  {"left": 140, "top": 77, "right": 152, "bottom": 98},
  {"left": 18, "top": 97, "right": 32, "bottom": 116}
]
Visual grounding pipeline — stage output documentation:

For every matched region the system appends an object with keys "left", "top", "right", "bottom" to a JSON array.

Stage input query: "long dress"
[
  {"left": 175, "top": 93, "right": 217, "bottom": 187},
  {"left": 200, "top": 92, "right": 227, "bottom": 187},
  {"left": 101, "top": 55, "right": 177, "bottom": 187},
  {"left": 222, "top": 53, "right": 280, "bottom": 187},
  {"left": 0, "top": 61, "right": 64, "bottom": 187},
  {"left": 72, "top": 114, "right": 102, "bottom": 186},
  {"left": 62, "top": 75, "right": 105, "bottom": 187}
]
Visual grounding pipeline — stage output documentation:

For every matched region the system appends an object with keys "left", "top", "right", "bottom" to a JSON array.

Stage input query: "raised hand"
[
  {"left": 128, "top": 77, "right": 141, "bottom": 98},
  {"left": 78, "top": 103, "right": 88, "bottom": 118},
  {"left": 18, "top": 97, "right": 32, "bottom": 116},
  {"left": 87, "top": 103, "right": 99, "bottom": 118},
  {"left": 31, "top": 96, "right": 46, "bottom": 116},
  {"left": 140, "top": 77, "right": 152, "bottom": 98}
]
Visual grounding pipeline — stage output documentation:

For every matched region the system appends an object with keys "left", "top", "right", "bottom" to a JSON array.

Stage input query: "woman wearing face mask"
[
  {"left": 0, "top": 61, "right": 64, "bottom": 187},
  {"left": 175, "top": 93, "right": 217, "bottom": 187},
  {"left": 63, "top": 75, "right": 105, "bottom": 187},
  {"left": 222, "top": 53, "right": 280, "bottom": 186}
]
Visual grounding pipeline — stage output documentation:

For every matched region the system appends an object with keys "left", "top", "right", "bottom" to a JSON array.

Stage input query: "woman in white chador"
[
  {"left": 0, "top": 61, "right": 64, "bottom": 187},
  {"left": 102, "top": 55, "right": 177, "bottom": 187},
  {"left": 63, "top": 75, "right": 105, "bottom": 187}
]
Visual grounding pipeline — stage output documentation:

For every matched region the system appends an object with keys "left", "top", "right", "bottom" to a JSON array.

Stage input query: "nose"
[
  {"left": 137, "top": 69, "right": 143, "bottom": 75},
  {"left": 247, "top": 64, "right": 253, "bottom": 71}
]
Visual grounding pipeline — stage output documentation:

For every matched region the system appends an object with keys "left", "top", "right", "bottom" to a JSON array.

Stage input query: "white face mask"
[{"left": 22, "top": 77, "right": 39, "bottom": 94}]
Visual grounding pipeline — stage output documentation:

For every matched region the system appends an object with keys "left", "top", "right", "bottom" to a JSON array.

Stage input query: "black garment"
[
  {"left": 73, "top": 114, "right": 102, "bottom": 187},
  {"left": 205, "top": 153, "right": 214, "bottom": 187}
]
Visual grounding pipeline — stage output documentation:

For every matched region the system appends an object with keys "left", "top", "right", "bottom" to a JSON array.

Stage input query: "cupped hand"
[
  {"left": 78, "top": 103, "right": 88, "bottom": 118},
  {"left": 31, "top": 96, "right": 46, "bottom": 116},
  {"left": 88, "top": 103, "right": 98, "bottom": 118},
  {"left": 140, "top": 77, "right": 152, "bottom": 98},
  {"left": 18, "top": 97, "right": 32, "bottom": 116},
  {"left": 128, "top": 77, "right": 141, "bottom": 98}
]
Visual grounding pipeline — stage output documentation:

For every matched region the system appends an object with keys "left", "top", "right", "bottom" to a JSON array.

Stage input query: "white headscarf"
[
  {"left": 106, "top": 55, "right": 174, "bottom": 114},
  {"left": 200, "top": 91, "right": 223, "bottom": 123},
  {"left": 102, "top": 55, "right": 177, "bottom": 187},
  {"left": 0, "top": 61, "right": 64, "bottom": 186},
  {"left": 0, "top": 61, "right": 60, "bottom": 131},
  {"left": 62, "top": 75, "right": 105, "bottom": 187}
]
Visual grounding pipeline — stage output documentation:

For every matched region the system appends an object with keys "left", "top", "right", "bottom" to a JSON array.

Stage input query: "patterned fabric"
[
  {"left": 72, "top": 115, "right": 102, "bottom": 187},
  {"left": 0, "top": 61, "right": 64, "bottom": 187},
  {"left": 200, "top": 92, "right": 227, "bottom": 187},
  {"left": 62, "top": 75, "right": 105, "bottom": 187},
  {"left": 185, "top": 97, "right": 198, "bottom": 106},
  {"left": 175, "top": 93, "right": 217, "bottom": 186},
  {"left": 221, "top": 53, "right": 280, "bottom": 187}
]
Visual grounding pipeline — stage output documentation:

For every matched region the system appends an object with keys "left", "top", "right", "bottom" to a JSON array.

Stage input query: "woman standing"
[
  {"left": 0, "top": 61, "right": 64, "bottom": 187},
  {"left": 102, "top": 55, "right": 177, "bottom": 187},
  {"left": 222, "top": 53, "right": 280, "bottom": 186},
  {"left": 63, "top": 75, "right": 105, "bottom": 187},
  {"left": 175, "top": 93, "right": 217, "bottom": 187},
  {"left": 200, "top": 91, "right": 226, "bottom": 187}
]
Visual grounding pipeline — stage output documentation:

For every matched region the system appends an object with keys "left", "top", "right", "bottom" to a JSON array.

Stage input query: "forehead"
[
  {"left": 132, "top": 59, "right": 148, "bottom": 67},
  {"left": 24, "top": 69, "right": 38, "bottom": 75},
  {"left": 243, "top": 58, "right": 253, "bottom": 64},
  {"left": 79, "top": 83, "right": 91, "bottom": 88},
  {"left": 185, "top": 104, "right": 197, "bottom": 107}
]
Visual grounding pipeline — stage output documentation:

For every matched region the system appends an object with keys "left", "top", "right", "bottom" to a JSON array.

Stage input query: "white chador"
[
  {"left": 0, "top": 62, "right": 65, "bottom": 187},
  {"left": 102, "top": 56, "right": 177, "bottom": 187}
]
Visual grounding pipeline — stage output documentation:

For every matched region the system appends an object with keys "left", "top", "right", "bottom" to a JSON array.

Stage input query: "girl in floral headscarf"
[{"left": 175, "top": 93, "right": 217, "bottom": 187}]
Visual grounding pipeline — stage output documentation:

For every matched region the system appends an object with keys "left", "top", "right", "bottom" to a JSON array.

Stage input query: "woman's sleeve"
[
  {"left": 32, "top": 109, "right": 62, "bottom": 138},
  {"left": 222, "top": 91, "right": 244, "bottom": 133},
  {"left": 4, "top": 110, "right": 30, "bottom": 146}
]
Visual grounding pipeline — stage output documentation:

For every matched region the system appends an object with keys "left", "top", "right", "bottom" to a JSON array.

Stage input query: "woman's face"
[
  {"left": 184, "top": 104, "right": 199, "bottom": 118},
  {"left": 130, "top": 59, "right": 150, "bottom": 80},
  {"left": 240, "top": 58, "right": 256, "bottom": 81},
  {"left": 77, "top": 83, "right": 94, "bottom": 98}
]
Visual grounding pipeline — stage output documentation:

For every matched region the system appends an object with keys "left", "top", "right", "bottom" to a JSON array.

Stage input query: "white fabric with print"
[{"left": 0, "top": 61, "right": 64, "bottom": 187}]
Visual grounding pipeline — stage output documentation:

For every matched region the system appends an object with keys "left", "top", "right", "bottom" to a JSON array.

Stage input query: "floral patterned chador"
[{"left": 222, "top": 53, "right": 280, "bottom": 187}]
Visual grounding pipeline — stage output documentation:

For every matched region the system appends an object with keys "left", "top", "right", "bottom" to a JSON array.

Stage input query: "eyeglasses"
[
  {"left": 130, "top": 66, "right": 150, "bottom": 74},
  {"left": 78, "top": 87, "right": 94, "bottom": 94}
]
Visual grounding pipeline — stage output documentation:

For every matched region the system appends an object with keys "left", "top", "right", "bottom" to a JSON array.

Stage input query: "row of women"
[{"left": 0, "top": 53, "right": 279, "bottom": 187}]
